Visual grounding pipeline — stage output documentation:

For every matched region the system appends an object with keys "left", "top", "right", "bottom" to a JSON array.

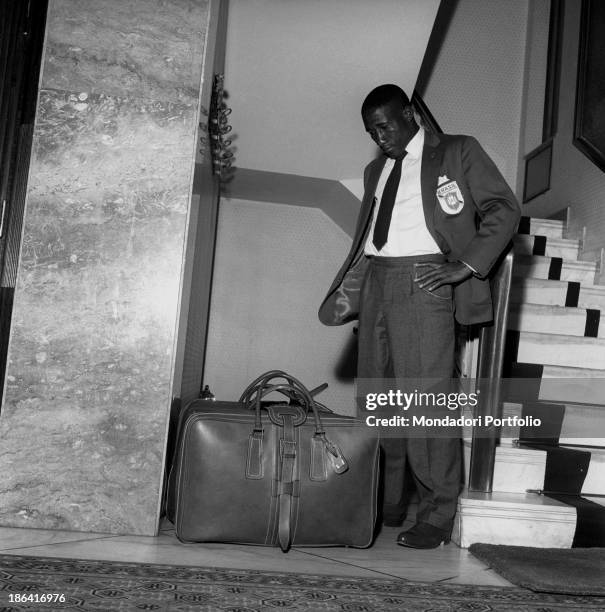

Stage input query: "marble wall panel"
[
  {"left": 0, "top": 0, "right": 210, "bottom": 535},
  {"left": 42, "top": 0, "right": 207, "bottom": 102}
]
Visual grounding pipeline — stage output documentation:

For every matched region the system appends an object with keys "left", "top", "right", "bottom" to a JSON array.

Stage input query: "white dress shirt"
[{"left": 364, "top": 128, "right": 441, "bottom": 257}]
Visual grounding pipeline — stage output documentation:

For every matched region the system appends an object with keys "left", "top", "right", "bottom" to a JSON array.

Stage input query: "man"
[{"left": 318, "top": 84, "right": 520, "bottom": 549}]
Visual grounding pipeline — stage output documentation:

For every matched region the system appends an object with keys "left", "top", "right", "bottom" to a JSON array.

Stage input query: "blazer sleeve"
[{"left": 457, "top": 136, "right": 521, "bottom": 278}]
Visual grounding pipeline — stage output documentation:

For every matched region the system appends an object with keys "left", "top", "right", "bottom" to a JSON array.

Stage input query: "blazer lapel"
[
  {"left": 421, "top": 131, "right": 444, "bottom": 242},
  {"left": 366, "top": 156, "right": 386, "bottom": 196},
  {"left": 352, "top": 156, "right": 386, "bottom": 252}
]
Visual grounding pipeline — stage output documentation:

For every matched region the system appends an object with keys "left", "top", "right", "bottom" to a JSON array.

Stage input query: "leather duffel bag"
[{"left": 166, "top": 370, "right": 379, "bottom": 551}]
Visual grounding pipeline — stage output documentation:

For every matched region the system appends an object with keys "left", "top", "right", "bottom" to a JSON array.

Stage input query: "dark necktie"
[{"left": 372, "top": 154, "right": 406, "bottom": 251}]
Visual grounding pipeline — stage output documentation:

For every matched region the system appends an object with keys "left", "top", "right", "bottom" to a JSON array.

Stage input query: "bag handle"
[
  {"left": 240, "top": 383, "right": 332, "bottom": 416},
  {"left": 254, "top": 377, "right": 323, "bottom": 434},
  {"left": 239, "top": 370, "right": 327, "bottom": 433},
  {"left": 238, "top": 370, "right": 284, "bottom": 405},
  {"left": 239, "top": 371, "right": 328, "bottom": 405}
]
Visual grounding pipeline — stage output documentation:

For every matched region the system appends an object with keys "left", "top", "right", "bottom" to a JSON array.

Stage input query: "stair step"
[
  {"left": 463, "top": 440, "right": 546, "bottom": 494},
  {"left": 509, "top": 362, "right": 605, "bottom": 380},
  {"left": 499, "top": 401, "right": 605, "bottom": 452},
  {"left": 513, "top": 254, "right": 596, "bottom": 284},
  {"left": 508, "top": 362, "right": 605, "bottom": 405},
  {"left": 508, "top": 303, "right": 605, "bottom": 338},
  {"left": 518, "top": 216, "right": 565, "bottom": 238},
  {"left": 508, "top": 331, "right": 605, "bottom": 369},
  {"left": 457, "top": 213, "right": 599, "bottom": 548},
  {"left": 519, "top": 444, "right": 605, "bottom": 496},
  {"left": 586, "top": 496, "right": 605, "bottom": 509},
  {"left": 511, "top": 277, "right": 605, "bottom": 310},
  {"left": 452, "top": 489, "right": 575, "bottom": 548},
  {"left": 513, "top": 234, "right": 579, "bottom": 259},
  {"left": 464, "top": 397, "right": 605, "bottom": 483},
  {"left": 570, "top": 447, "right": 605, "bottom": 495}
]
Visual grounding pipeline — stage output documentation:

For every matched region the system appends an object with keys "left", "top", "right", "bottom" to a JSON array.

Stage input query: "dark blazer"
[{"left": 318, "top": 130, "right": 521, "bottom": 326}]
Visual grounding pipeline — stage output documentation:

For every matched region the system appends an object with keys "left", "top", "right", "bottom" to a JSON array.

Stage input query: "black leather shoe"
[{"left": 396, "top": 522, "right": 450, "bottom": 549}]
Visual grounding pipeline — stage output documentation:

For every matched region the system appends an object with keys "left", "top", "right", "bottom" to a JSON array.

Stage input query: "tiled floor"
[{"left": 0, "top": 518, "right": 513, "bottom": 587}]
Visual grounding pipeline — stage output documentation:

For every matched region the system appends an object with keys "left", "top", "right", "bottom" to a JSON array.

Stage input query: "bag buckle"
[{"left": 280, "top": 439, "right": 297, "bottom": 460}]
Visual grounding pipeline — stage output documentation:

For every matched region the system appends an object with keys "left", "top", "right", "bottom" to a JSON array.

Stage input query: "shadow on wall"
[
  {"left": 334, "top": 332, "right": 358, "bottom": 381},
  {"left": 203, "top": 198, "right": 358, "bottom": 415}
]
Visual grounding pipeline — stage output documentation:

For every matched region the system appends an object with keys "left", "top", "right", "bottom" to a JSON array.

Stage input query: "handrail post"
[{"left": 468, "top": 251, "right": 514, "bottom": 492}]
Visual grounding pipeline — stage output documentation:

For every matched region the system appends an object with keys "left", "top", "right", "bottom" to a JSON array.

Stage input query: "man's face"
[{"left": 363, "top": 101, "right": 416, "bottom": 159}]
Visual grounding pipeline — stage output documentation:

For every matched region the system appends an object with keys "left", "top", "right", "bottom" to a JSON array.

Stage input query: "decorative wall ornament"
[{"left": 209, "top": 73, "right": 234, "bottom": 180}]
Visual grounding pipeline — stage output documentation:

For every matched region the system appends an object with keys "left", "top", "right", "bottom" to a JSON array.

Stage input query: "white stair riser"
[
  {"left": 463, "top": 441, "right": 546, "bottom": 494},
  {"left": 538, "top": 364, "right": 605, "bottom": 379},
  {"left": 495, "top": 403, "right": 605, "bottom": 494},
  {"left": 513, "top": 258, "right": 596, "bottom": 284},
  {"left": 519, "top": 218, "right": 564, "bottom": 238},
  {"left": 582, "top": 451, "right": 605, "bottom": 494},
  {"left": 508, "top": 304, "right": 605, "bottom": 338},
  {"left": 507, "top": 369, "right": 605, "bottom": 407},
  {"left": 511, "top": 279, "right": 605, "bottom": 310},
  {"left": 512, "top": 280, "right": 570, "bottom": 307},
  {"left": 452, "top": 492, "right": 576, "bottom": 548},
  {"left": 453, "top": 509, "right": 576, "bottom": 548},
  {"left": 515, "top": 332, "right": 605, "bottom": 369},
  {"left": 513, "top": 235, "right": 579, "bottom": 259},
  {"left": 556, "top": 406, "right": 605, "bottom": 448}
]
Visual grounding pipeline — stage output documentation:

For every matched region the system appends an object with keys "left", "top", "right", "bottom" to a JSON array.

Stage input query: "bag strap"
[
  {"left": 277, "top": 409, "right": 297, "bottom": 552},
  {"left": 239, "top": 371, "right": 347, "bottom": 551}
]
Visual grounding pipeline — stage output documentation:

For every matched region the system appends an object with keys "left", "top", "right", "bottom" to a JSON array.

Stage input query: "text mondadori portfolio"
[{"left": 365, "top": 415, "right": 542, "bottom": 427}]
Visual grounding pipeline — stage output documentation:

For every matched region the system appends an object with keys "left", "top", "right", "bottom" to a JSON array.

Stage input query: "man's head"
[{"left": 361, "top": 84, "right": 418, "bottom": 159}]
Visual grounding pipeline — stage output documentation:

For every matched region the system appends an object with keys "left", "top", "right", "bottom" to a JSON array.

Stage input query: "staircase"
[{"left": 453, "top": 215, "right": 605, "bottom": 548}]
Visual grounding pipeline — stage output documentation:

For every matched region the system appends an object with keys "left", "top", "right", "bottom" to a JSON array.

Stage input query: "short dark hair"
[{"left": 361, "top": 84, "right": 411, "bottom": 118}]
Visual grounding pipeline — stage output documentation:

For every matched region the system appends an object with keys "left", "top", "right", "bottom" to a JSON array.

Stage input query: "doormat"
[{"left": 469, "top": 543, "right": 605, "bottom": 596}]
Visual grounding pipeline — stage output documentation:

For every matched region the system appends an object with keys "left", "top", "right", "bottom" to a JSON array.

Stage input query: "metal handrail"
[{"left": 468, "top": 251, "right": 514, "bottom": 492}]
